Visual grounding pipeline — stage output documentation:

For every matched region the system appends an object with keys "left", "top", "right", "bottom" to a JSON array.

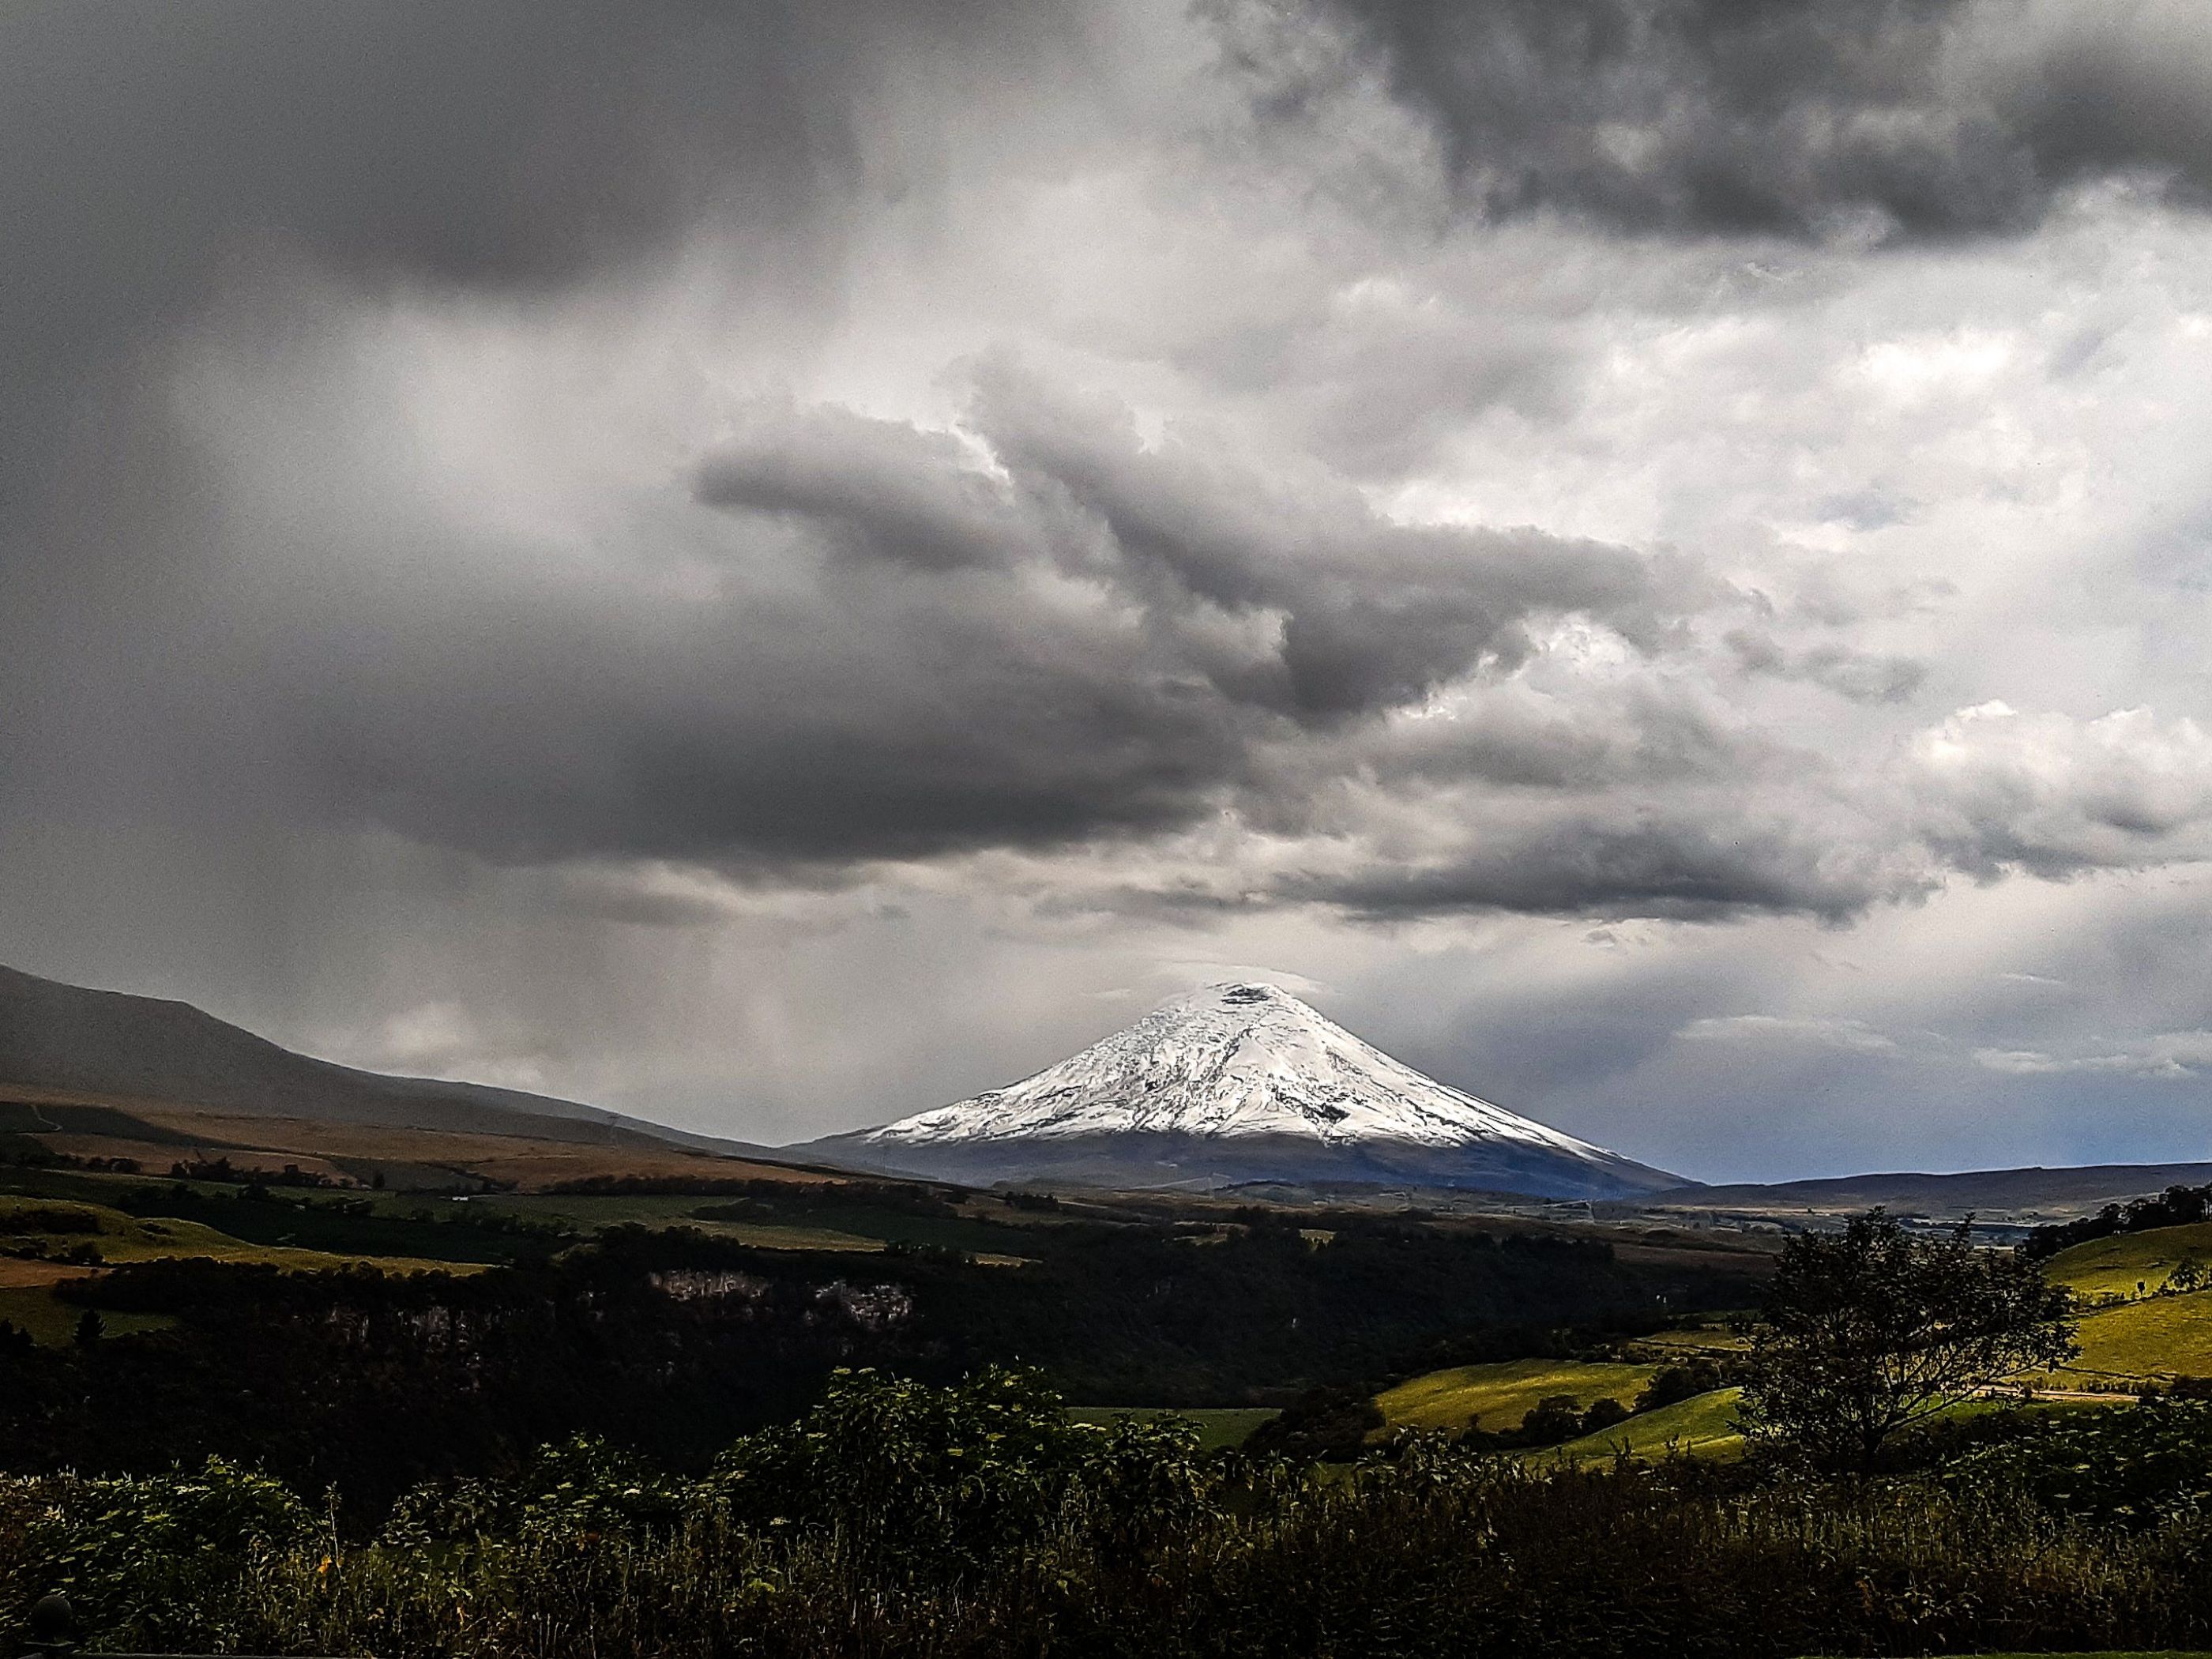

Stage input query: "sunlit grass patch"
[
  {"left": 0, "top": 1283, "right": 175, "bottom": 1345},
  {"left": 1374, "top": 1356, "right": 1657, "bottom": 1435},
  {"left": 0, "top": 1194, "right": 476, "bottom": 1346},
  {"left": 1549, "top": 1386, "right": 1746, "bottom": 1463},
  {"left": 2055, "top": 1288, "right": 2212, "bottom": 1382},
  {"left": 1629, "top": 1321, "right": 1749, "bottom": 1356},
  {"left": 2045, "top": 1222, "right": 2212, "bottom": 1300}
]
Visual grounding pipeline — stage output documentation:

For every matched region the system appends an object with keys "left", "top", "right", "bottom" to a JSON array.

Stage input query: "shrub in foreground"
[{"left": 6, "top": 1369, "right": 2212, "bottom": 1658}]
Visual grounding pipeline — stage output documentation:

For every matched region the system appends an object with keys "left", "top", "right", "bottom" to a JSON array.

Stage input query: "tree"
[
  {"left": 1740, "top": 1209, "right": 2077, "bottom": 1472},
  {"left": 1517, "top": 1395, "right": 1586, "bottom": 1445},
  {"left": 73, "top": 1307, "right": 105, "bottom": 1346},
  {"left": 1636, "top": 1360, "right": 1724, "bottom": 1413}
]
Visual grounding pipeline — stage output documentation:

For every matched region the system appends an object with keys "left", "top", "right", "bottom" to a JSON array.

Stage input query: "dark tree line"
[
  {"left": 2025, "top": 1183, "right": 2212, "bottom": 1260},
  {"left": 0, "top": 1219, "right": 1750, "bottom": 1512}
]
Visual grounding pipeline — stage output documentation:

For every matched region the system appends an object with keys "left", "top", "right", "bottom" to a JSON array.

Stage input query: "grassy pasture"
[
  {"left": 120, "top": 1108, "right": 821, "bottom": 1194},
  {"left": 0, "top": 1195, "right": 472, "bottom": 1274},
  {"left": 1551, "top": 1386, "right": 1746, "bottom": 1462},
  {"left": 687, "top": 1221, "right": 885, "bottom": 1252},
  {"left": 6, "top": 1095, "right": 837, "bottom": 1194},
  {"left": 1374, "top": 1356, "right": 1658, "bottom": 1435},
  {"left": 2045, "top": 1222, "right": 2212, "bottom": 1300},
  {"left": 2053, "top": 1288, "right": 2212, "bottom": 1382},
  {"left": 1628, "top": 1321, "right": 1749, "bottom": 1356},
  {"left": 0, "top": 1283, "right": 175, "bottom": 1345},
  {"left": 0, "top": 1196, "right": 478, "bottom": 1345},
  {"left": 2003, "top": 1224, "right": 2212, "bottom": 1386},
  {"left": 1, "top": 1171, "right": 1042, "bottom": 1262}
]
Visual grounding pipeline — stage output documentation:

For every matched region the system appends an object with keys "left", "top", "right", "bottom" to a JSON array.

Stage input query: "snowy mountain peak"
[{"left": 862, "top": 980, "right": 1612, "bottom": 1157}]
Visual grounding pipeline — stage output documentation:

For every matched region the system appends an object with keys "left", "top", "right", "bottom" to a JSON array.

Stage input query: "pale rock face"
[{"left": 863, "top": 982, "right": 1608, "bottom": 1157}]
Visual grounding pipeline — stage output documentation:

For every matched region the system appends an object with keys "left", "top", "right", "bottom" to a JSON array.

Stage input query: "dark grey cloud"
[
  {"left": 17, "top": 330, "right": 2209, "bottom": 934},
  {"left": 1727, "top": 628, "right": 1928, "bottom": 703},
  {"left": 963, "top": 365, "right": 1711, "bottom": 715},
  {"left": 1230, "top": 0, "right": 2212, "bottom": 239},
  {"left": 0, "top": 0, "right": 1112, "bottom": 887},
  {"left": 1283, "top": 700, "right": 2212, "bottom": 924},
  {"left": 361, "top": 367, "right": 1702, "bottom": 870},
  {"left": 1333, "top": 684, "right": 1755, "bottom": 792},
  {"left": 0, "top": 4, "right": 793, "bottom": 495},
  {"left": 0, "top": 0, "right": 1093, "bottom": 547},
  {"left": 1293, "top": 807, "right": 1906, "bottom": 922}
]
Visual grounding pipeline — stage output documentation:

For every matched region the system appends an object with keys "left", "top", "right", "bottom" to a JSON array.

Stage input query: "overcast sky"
[{"left": 6, "top": 0, "right": 2212, "bottom": 1182}]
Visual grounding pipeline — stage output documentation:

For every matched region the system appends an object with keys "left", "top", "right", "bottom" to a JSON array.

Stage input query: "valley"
[{"left": 11, "top": 961, "right": 2212, "bottom": 1658}]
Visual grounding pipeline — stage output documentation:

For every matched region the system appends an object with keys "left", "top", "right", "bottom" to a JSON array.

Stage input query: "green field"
[
  {"left": 0, "top": 1195, "right": 472, "bottom": 1274},
  {"left": 1066, "top": 1406, "right": 1280, "bottom": 1450},
  {"left": 1549, "top": 1386, "right": 1745, "bottom": 1462},
  {"left": 2045, "top": 1223, "right": 2212, "bottom": 1300},
  {"left": 2016, "top": 1224, "right": 2212, "bottom": 1385},
  {"left": 0, "top": 1284, "right": 175, "bottom": 1345},
  {"left": 1631, "top": 1322, "right": 1747, "bottom": 1356},
  {"left": 0, "top": 1196, "right": 476, "bottom": 1345},
  {"left": 1374, "top": 1356, "right": 1658, "bottom": 1435},
  {"left": 2057, "top": 1288, "right": 2212, "bottom": 1382}
]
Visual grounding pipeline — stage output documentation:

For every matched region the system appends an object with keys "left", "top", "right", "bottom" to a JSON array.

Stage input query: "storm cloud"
[
  {"left": 1251, "top": 0, "right": 2212, "bottom": 239},
  {"left": 5, "top": 0, "right": 2212, "bottom": 1176}
]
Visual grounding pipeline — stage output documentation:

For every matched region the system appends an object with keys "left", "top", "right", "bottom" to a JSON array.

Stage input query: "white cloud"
[
  {"left": 1676, "top": 1014, "right": 1900, "bottom": 1054},
  {"left": 1912, "top": 702, "right": 2212, "bottom": 876},
  {"left": 1974, "top": 1031, "right": 2212, "bottom": 1080}
]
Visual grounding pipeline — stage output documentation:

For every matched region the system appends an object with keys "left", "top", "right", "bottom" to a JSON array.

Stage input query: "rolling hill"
[{"left": 0, "top": 961, "right": 774, "bottom": 1159}]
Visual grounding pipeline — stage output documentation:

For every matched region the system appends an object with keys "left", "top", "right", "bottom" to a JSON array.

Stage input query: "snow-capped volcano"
[
  {"left": 873, "top": 982, "right": 1600, "bottom": 1151},
  {"left": 804, "top": 982, "right": 1681, "bottom": 1199}
]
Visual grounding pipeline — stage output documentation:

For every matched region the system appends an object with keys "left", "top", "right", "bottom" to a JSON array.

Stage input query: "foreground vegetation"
[
  {"left": 10, "top": 1368, "right": 2212, "bottom": 1659},
  {"left": 15, "top": 1164, "right": 2212, "bottom": 1657},
  {"left": 0, "top": 1202, "right": 1753, "bottom": 1507}
]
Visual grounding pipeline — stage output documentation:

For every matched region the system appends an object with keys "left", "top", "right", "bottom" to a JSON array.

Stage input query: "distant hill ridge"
[
  {"left": 0, "top": 962, "right": 767, "bottom": 1157},
  {"left": 1635, "top": 1162, "right": 2212, "bottom": 1221}
]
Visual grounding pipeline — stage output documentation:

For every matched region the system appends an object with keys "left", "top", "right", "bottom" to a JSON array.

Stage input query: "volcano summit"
[{"left": 803, "top": 982, "right": 1681, "bottom": 1199}]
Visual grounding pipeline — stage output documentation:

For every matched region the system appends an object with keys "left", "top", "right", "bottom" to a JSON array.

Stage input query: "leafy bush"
[
  {"left": 715, "top": 1366, "right": 1217, "bottom": 1580},
  {"left": 1636, "top": 1360, "right": 1725, "bottom": 1413},
  {"left": 384, "top": 1435, "right": 689, "bottom": 1550},
  {"left": 1516, "top": 1395, "right": 1587, "bottom": 1445},
  {"left": 17, "top": 1457, "right": 315, "bottom": 1648},
  {"left": 1242, "top": 1382, "right": 1383, "bottom": 1462},
  {"left": 1946, "top": 1397, "right": 2212, "bottom": 1526},
  {"left": 1579, "top": 1396, "right": 1630, "bottom": 1434},
  {"left": 9, "top": 1378, "right": 2212, "bottom": 1658}
]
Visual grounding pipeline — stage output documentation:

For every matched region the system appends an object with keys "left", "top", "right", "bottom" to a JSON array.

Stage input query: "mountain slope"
[
  {"left": 0, "top": 962, "right": 769, "bottom": 1156},
  {"left": 803, "top": 981, "right": 1681, "bottom": 1199}
]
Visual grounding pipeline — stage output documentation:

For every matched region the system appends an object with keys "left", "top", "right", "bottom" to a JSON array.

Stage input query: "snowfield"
[{"left": 865, "top": 982, "right": 1610, "bottom": 1158}]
